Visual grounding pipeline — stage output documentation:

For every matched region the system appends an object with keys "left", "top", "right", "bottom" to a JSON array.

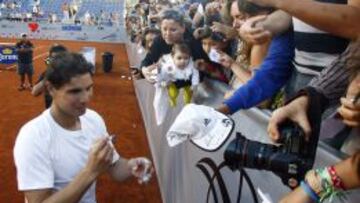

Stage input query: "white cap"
[{"left": 166, "top": 104, "right": 234, "bottom": 151}]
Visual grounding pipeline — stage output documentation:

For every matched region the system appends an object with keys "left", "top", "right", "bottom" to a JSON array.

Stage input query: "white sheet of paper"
[
  {"left": 209, "top": 48, "right": 220, "bottom": 63},
  {"left": 197, "top": 4, "right": 204, "bottom": 15}
]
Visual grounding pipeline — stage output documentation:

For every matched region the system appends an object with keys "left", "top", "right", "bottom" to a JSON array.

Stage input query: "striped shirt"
[
  {"left": 292, "top": 0, "right": 349, "bottom": 76},
  {"left": 309, "top": 39, "right": 360, "bottom": 105}
]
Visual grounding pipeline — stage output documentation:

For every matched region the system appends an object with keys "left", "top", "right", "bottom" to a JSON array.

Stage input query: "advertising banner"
[
  {"left": 0, "top": 45, "right": 17, "bottom": 64},
  {"left": 61, "top": 25, "right": 82, "bottom": 31},
  {"left": 0, "top": 21, "right": 126, "bottom": 43}
]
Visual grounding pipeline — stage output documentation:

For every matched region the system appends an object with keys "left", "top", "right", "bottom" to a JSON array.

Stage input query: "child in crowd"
[
  {"left": 156, "top": 43, "right": 199, "bottom": 107},
  {"left": 193, "top": 26, "right": 232, "bottom": 84}
]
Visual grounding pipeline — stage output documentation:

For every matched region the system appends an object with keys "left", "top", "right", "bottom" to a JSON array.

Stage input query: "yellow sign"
[{"left": 2, "top": 48, "right": 13, "bottom": 55}]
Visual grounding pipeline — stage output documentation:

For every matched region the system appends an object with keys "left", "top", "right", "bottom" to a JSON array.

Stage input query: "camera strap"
[
  {"left": 196, "top": 158, "right": 259, "bottom": 203},
  {"left": 305, "top": 87, "right": 324, "bottom": 161}
]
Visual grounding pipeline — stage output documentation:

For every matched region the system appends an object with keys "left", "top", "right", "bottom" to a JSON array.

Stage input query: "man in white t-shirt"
[{"left": 14, "top": 52, "right": 153, "bottom": 203}]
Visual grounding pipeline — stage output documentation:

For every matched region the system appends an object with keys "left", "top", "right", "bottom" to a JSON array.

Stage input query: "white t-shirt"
[{"left": 14, "top": 109, "right": 120, "bottom": 203}]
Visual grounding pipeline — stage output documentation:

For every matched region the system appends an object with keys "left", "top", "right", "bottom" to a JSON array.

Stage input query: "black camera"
[{"left": 224, "top": 121, "right": 318, "bottom": 188}]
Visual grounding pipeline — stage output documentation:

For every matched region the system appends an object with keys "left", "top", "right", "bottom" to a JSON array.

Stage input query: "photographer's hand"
[
  {"left": 280, "top": 154, "right": 360, "bottom": 203},
  {"left": 268, "top": 96, "right": 311, "bottom": 142},
  {"left": 338, "top": 74, "right": 360, "bottom": 126},
  {"left": 338, "top": 97, "right": 360, "bottom": 127}
]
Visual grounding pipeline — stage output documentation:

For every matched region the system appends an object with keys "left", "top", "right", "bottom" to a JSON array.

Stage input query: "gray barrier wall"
[
  {"left": 126, "top": 43, "right": 360, "bottom": 203},
  {"left": 0, "top": 21, "right": 126, "bottom": 43}
]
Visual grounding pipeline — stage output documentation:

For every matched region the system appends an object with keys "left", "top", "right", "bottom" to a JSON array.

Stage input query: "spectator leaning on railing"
[
  {"left": 268, "top": 39, "right": 360, "bottom": 203},
  {"left": 140, "top": 9, "right": 209, "bottom": 83},
  {"left": 239, "top": 0, "right": 359, "bottom": 98}
]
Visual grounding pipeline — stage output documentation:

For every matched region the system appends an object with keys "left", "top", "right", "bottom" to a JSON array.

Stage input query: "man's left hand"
[{"left": 128, "top": 157, "right": 153, "bottom": 184}]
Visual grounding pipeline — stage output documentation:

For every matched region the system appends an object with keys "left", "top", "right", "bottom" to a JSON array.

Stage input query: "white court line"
[
  {"left": 34, "top": 45, "right": 46, "bottom": 51},
  {"left": 0, "top": 44, "right": 44, "bottom": 50},
  {"left": 4, "top": 52, "right": 49, "bottom": 70}
]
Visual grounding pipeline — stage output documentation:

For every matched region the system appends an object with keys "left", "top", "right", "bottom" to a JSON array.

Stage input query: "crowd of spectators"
[
  {"left": 125, "top": 0, "right": 360, "bottom": 202},
  {"left": 0, "top": 1, "right": 32, "bottom": 22},
  {"left": 0, "top": 0, "right": 121, "bottom": 27}
]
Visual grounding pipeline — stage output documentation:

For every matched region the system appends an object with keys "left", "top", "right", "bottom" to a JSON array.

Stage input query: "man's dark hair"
[
  {"left": 45, "top": 52, "right": 92, "bottom": 89},
  {"left": 49, "top": 44, "right": 68, "bottom": 55},
  {"left": 160, "top": 9, "right": 185, "bottom": 27},
  {"left": 237, "top": 0, "right": 274, "bottom": 16}
]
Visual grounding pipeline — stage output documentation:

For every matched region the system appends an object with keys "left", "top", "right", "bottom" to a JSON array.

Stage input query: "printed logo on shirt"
[
  {"left": 222, "top": 119, "right": 232, "bottom": 127},
  {"left": 204, "top": 118, "right": 211, "bottom": 127}
]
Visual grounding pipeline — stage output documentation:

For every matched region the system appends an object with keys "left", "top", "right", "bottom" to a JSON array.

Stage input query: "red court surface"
[{"left": 0, "top": 38, "right": 162, "bottom": 203}]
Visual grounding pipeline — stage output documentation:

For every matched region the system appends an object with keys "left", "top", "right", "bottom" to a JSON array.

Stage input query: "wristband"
[
  {"left": 300, "top": 181, "right": 320, "bottom": 202},
  {"left": 327, "top": 166, "right": 346, "bottom": 190},
  {"left": 316, "top": 166, "right": 347, "bottom": 202}
]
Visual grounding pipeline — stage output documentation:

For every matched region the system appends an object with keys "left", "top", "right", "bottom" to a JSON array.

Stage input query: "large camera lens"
[
  {"left": 224, "top": 133, "right": 278, "bottom": 170},
  {"left": 224, "top": 132, "right": 307, "bottom": 176},
  {"left": 223, "top": 119, "right": 318, "bottom": 188}
]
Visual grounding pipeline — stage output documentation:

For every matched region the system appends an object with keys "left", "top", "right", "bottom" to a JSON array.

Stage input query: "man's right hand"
[
  {"left": 86, "top": 138, "right": 114, "bottom": 177},
  {"left": 267, "top": 96, "right": 312, "bottom": 142},
  {"left": 239, "top": 15, "right": 272, "bottom": 45}
]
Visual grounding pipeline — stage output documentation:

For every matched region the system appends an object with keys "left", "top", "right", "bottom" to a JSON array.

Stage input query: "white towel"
[
  {"left": 153, "top": 84, "right": 170, "bottom": 126},
  {"left": 166, "top": 104, "right": 234, "bottom": 151}
]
